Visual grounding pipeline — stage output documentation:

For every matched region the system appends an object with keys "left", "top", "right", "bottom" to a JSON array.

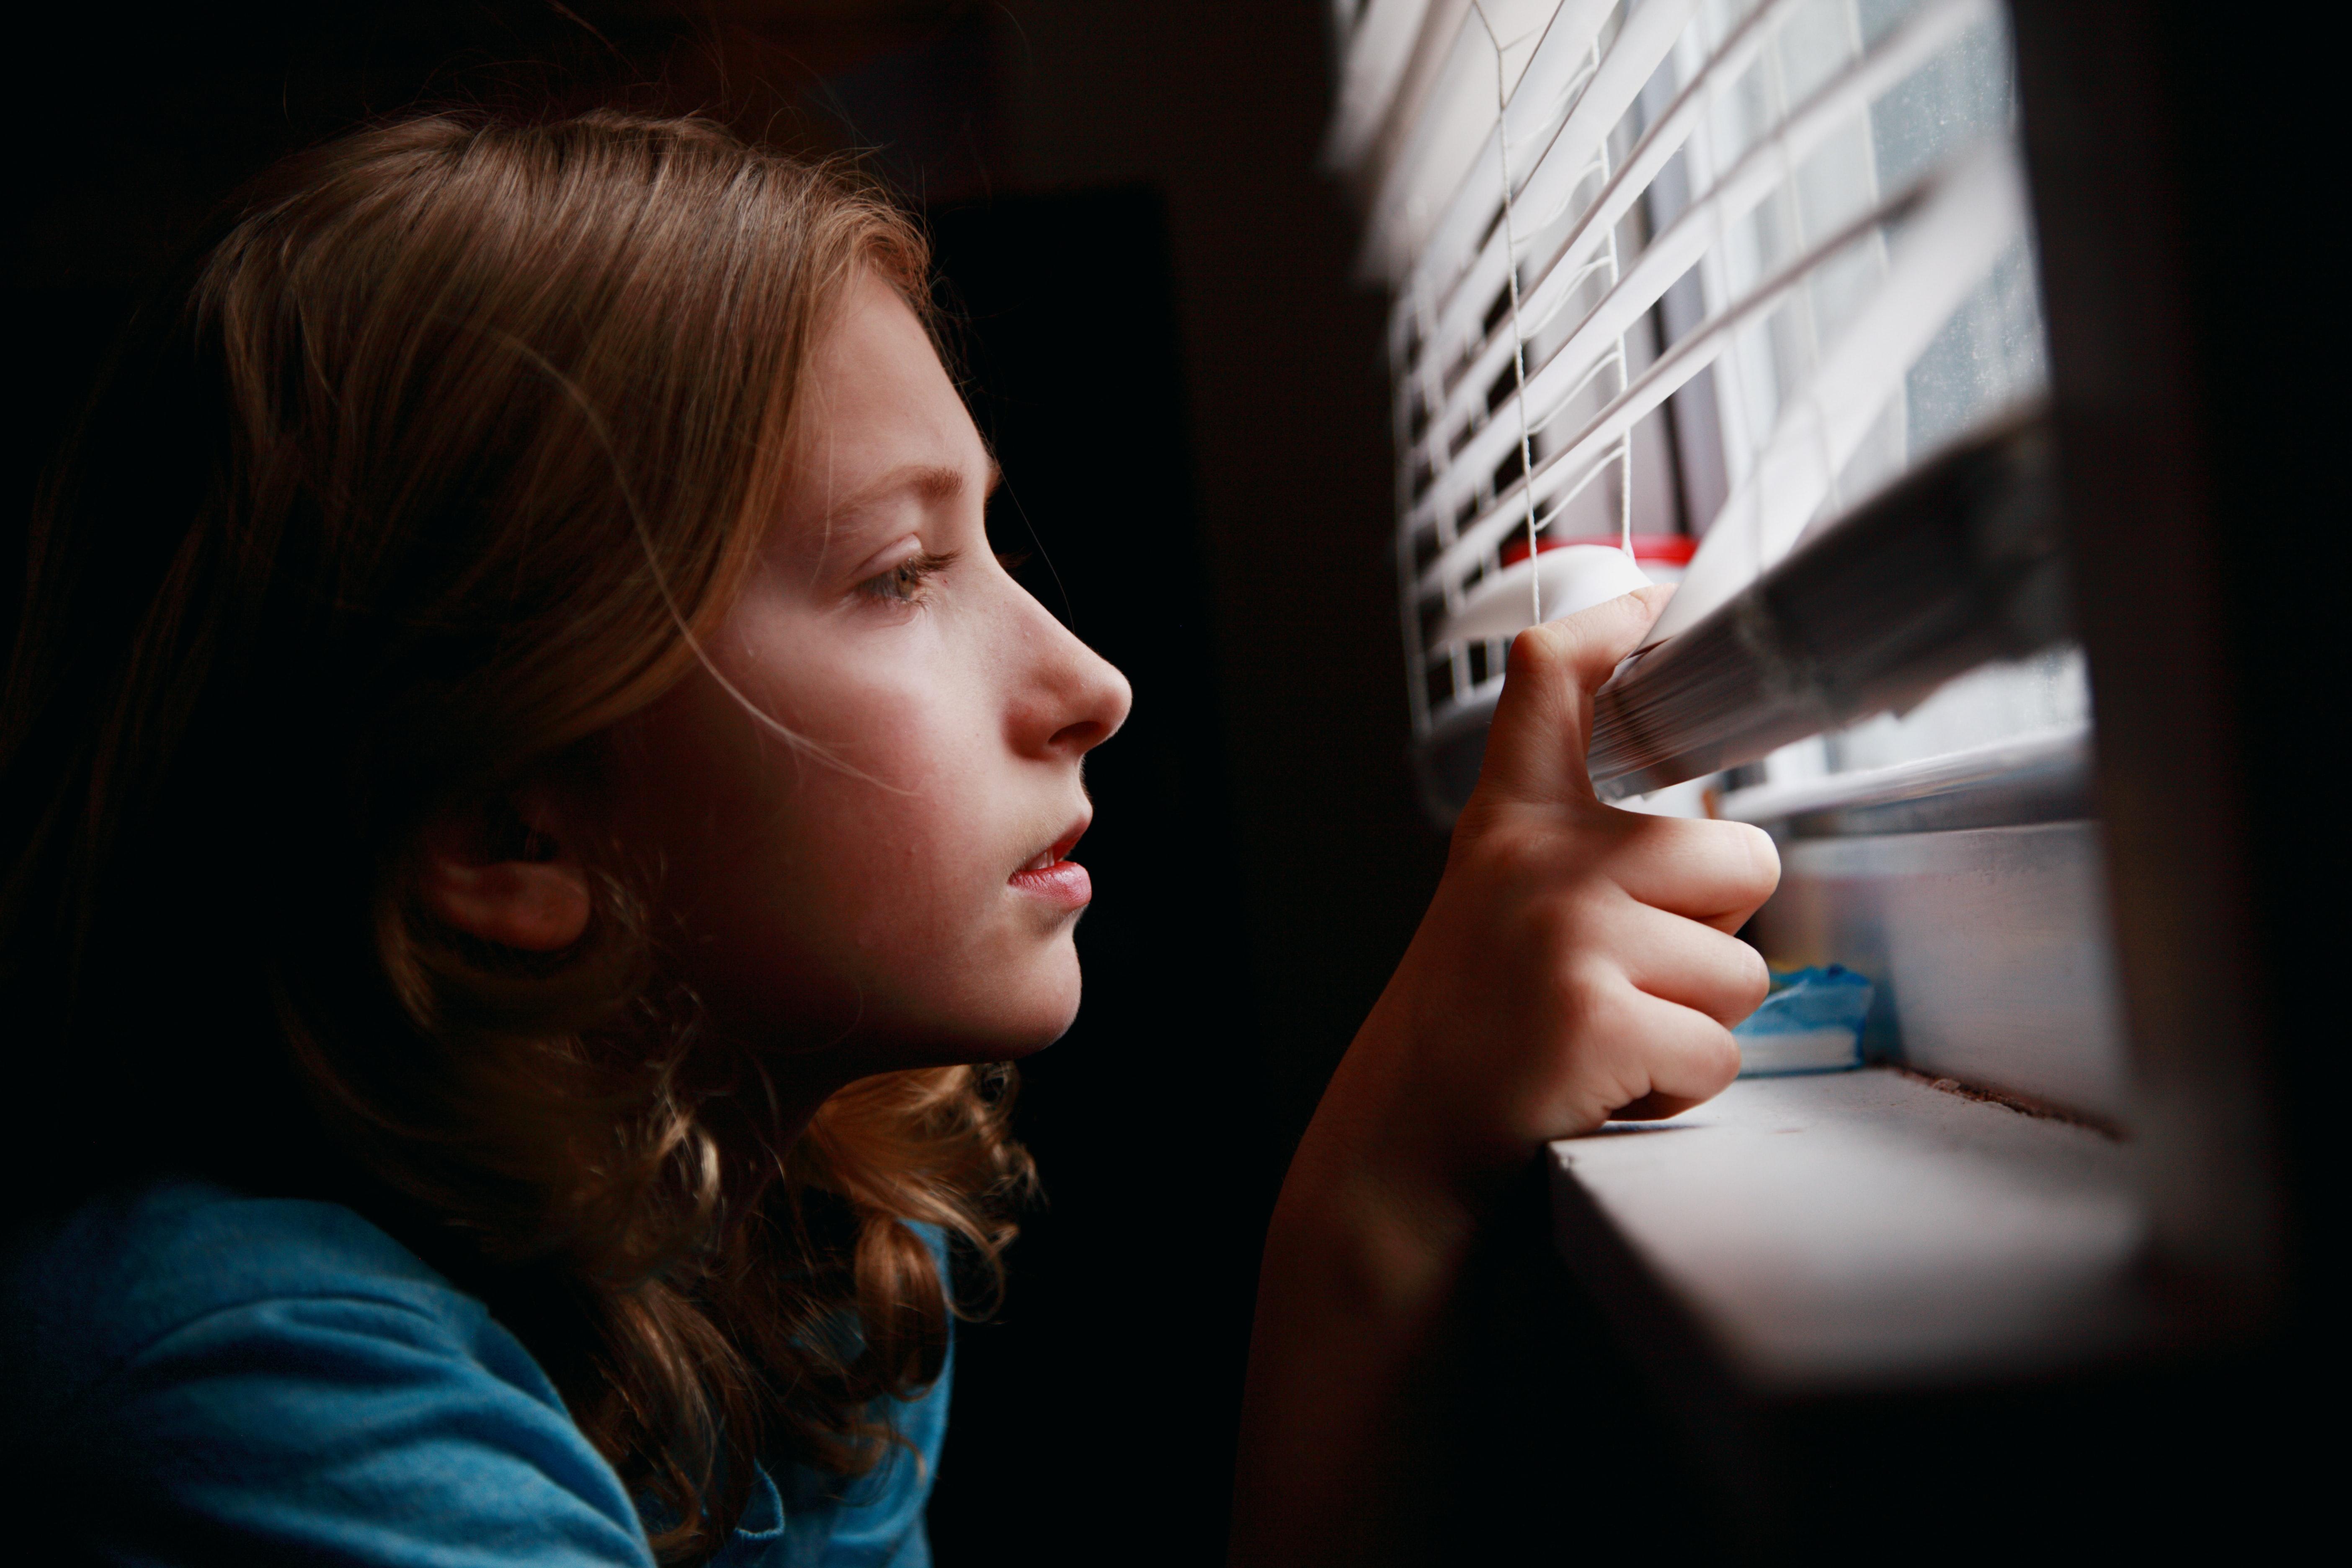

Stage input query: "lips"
[
  {"left": 1008, "top": 818, "right": 1092, "bottom": 910},
  {"left": 1017, "top": 824, "right": 1086, "bottom": 874}
]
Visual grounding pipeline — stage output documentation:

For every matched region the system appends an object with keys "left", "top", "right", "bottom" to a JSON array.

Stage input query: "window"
[
  {"left": 1327, "top": 0, "right": 2074, "bottom": 821},
  {"left": 1335, "top": 0, "right": 2313, "bottom": 1516},
  {"left": 1323, "top": 0, "right": 2205, "bottom": 1404}
]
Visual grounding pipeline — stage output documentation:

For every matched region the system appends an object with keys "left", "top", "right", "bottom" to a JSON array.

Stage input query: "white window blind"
[{"left": 1326, "top": 0, "right": 2063, "bottom": 817}]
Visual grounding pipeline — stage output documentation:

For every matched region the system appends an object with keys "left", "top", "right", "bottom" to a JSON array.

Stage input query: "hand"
[
  {"left": 1313, "top": 585, "right": 1780, "bottom": 1206},
  {"left": 1233, "top": 588, "right": 1780, "bottom": 1567}
]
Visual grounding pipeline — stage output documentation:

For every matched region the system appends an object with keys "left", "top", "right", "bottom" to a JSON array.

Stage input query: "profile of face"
[{"left": 425, "top": 269, "right": 1132, "bottom": 1077}]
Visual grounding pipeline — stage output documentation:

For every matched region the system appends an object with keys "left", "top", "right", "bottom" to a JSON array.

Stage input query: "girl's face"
[{"left": 606, "top": 269, "right": 1132, "bottom": 1072}]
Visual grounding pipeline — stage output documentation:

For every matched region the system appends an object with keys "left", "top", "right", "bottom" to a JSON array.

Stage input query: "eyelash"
[{"left": 859, "top": 549, "right": 960, "bottom": 608}]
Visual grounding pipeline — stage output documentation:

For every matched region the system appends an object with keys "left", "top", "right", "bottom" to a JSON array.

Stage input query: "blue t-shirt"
[{"left": 0, "top": 1179, "right": 949, "bottom": 1565}]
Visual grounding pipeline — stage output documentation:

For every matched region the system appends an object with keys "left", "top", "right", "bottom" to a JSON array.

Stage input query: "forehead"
[{"left": 785, "top": 270, "right": 986, "bottom": 512}]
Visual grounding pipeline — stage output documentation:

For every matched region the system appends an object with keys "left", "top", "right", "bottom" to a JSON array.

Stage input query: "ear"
[{"left": 417, "top": 788, "right": 592, "bottom": 953}]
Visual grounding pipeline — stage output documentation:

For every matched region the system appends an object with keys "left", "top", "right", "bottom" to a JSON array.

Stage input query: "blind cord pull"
[{"left": 1473, "top": 1, "right": 1546, "bottom": 632}]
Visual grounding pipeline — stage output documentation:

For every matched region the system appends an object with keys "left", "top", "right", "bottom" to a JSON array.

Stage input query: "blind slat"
[
  {"left": 1326, "top": 0, "right": 1440, "bottom": 174},
  {"left": 1390, "top": 0, "right": 1692, "bottom": 292},
  {"left": 1413, "top": 0, "right": 1779, "bottom": 361},
  {"left": 1585, "top": 413, "right": 2066, "bottom": 797},
  {"left": 1368, "top": 0, "right": 1587, "bottom": 284},
  {"left": 1646, "top": 139, "right": 2026, "bottom": 644},
  {"left": 1405, "top": 0, "right": 1992, "bottom": 535},
  {"left": 1332, "top": 0, "right": 2047, "bottom": 804},
  {"left": 1416, "top": 137, "right": 2000, "bottom": 599}
]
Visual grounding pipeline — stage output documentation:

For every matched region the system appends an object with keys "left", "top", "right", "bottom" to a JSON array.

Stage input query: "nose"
[
  {"left": 1050, "top": 655, "right": 1132, "bottom": 757},
  {"left": 1012, "top": 594, "right": 1132, "bottom": 762}
]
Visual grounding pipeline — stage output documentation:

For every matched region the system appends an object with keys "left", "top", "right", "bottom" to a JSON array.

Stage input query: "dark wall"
[
  {"left": 923, "top": 188, "right": 1265, "bottom": 1564},
  {"left": 13, "top": 5, "right": 1444, "bottom": 1561},
  {"left": 987, "top": 0, "right": 1448, "bottom": 1132}
]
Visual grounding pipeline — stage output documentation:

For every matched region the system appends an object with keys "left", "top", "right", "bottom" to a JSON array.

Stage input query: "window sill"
[{"left": 1548, "top": 1066, "right": 2150, "bottom": 1395}]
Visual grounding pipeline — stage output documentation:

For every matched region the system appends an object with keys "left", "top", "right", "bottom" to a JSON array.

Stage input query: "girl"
[{"left": 0, "top": 111, "right": 1775, "bottom": 1565}]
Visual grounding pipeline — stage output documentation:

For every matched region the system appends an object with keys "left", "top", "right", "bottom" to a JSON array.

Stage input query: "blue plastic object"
[{"left": 1733, "top": 964, "right": 1875, "bottom": 1076}]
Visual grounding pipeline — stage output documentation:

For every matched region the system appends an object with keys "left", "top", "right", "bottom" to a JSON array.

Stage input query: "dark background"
[{"left": 12, "top": 3, "right": 1447, "bottom": 1560}]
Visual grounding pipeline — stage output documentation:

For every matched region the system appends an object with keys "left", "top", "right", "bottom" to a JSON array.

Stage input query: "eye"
[{"left": 858, "top": 549, "right": 959, "bottom": 607}]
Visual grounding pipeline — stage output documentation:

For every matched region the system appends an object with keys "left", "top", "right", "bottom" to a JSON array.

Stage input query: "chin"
[
  {"left": 856, "top": 941, "right": 1083, "bottom": 1068},
  {"left": 968, "top": 991, "right": 1084, "bottom": 1063},
  {"left": 878, "top": 1018, "right": 1068, "bottom": 1072},
  {"left": 941, "top": 976, "right": 1084, "bottom": 1065},
  {"left": 985, "top": 943, "right": 1083, "bottom": 1046}
]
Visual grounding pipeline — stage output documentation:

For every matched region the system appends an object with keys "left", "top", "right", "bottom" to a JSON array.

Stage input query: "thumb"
[{"left": 1469, "top": 584, "right": 1672, "bottom": 807}]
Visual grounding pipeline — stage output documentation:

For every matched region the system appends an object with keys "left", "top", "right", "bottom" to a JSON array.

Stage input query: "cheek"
[
  {"left": 624, "top": 662, "right": 1011, "bottom": 1004},
  {"left": 773, "top": 703, "right": 1082, "bottom": 1052},
  {"left": 825, "top": 768, "right": 995, "bottom": 958},
  {"left": 611, "top": 609, "right": 1082, "bottom": 1055}
]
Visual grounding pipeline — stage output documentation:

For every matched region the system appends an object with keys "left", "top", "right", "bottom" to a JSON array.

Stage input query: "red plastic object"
[{"left": 1499, "top": 533, "right": 1698, "bottom": 568}]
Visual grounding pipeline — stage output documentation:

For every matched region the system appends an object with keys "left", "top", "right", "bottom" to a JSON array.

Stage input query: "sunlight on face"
[{"left": 607, "top": 270, "right": 1132, "bottom": 1070}]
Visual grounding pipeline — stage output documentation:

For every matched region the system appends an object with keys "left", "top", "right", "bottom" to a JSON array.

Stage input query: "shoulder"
[
  {"left": 2, "top": 1179, "right": 653, "bottom": 1565},
  {"left": 3, "top": 1178, "right": 475, "bottom": 1419}
]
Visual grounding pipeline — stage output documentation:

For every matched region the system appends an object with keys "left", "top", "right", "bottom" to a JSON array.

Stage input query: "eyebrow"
[{"left": 830, "top": 457, "right": 1003, "bottom": 519}]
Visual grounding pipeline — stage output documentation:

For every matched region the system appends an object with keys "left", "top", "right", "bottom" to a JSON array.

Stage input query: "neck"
[{"left": 700, "top": 1033, "right": 878, "bottom": 1161}]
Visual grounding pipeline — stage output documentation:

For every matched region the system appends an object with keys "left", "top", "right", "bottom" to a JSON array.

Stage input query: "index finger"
[{"left": 1467, "top": 585, "right": 1673, "bottom": 807}]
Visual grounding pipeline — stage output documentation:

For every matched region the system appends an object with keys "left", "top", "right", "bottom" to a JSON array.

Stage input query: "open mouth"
[
  {"left": 1008, "top": 820, "right": 1092, "bottom": 908},
  {"left": 1017, "top": 823, "right": 1086, "bottom": 874}
]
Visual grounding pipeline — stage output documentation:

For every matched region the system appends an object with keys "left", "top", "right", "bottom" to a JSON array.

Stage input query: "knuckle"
[
  {"left": 1524, "top": 899, "right": 1594, "bottom": 970},
  {"left": 1446, "top": 798, "right": 1509, "bottom": 857},
  {"left": 1641, "top": 815, "right": 1697, "bottom": 861},
  {"left": 1542, "top": 946, "right": 1615, "bottom": 1020},
  {"left": 1678, "top": 816, "right": 1779, "bottom": 897},
  {"left": 1701, "top": 1025, "right": 1743, "bottom": 1092},
  {"left": 1504, "top": 622, "right": 1560, "bottom": 680},
  {"left": 1544, "top": 592, "right": 1653, "bottom": 681},
  {"left": 1454, "top": 812, "right": 1550, "bottom": 885},
  {"left": 1514, "top": 620, "right": 1552, "bottom": 672},
  {"left": 1624, "top": 814, "right": 1713, "bottom": 882},
  {"left": 1560, "top": 799, "right": 1639, "bottom": 856},
  {"left": 1731, "top": 820, "right": 1781, "bottom": 897},
  {"left": 1732, "top": 939, "right": 1772, "bottom": 1013}
]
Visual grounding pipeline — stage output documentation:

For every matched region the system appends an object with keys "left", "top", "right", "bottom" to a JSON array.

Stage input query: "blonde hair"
[{"left": 0, "top": 111, "right": 1032, "bottom": 1561}]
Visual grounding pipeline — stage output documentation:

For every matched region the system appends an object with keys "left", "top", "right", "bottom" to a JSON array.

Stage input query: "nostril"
[{"left": 1030, "top": 640, "right": 1131, "bottom": 756}]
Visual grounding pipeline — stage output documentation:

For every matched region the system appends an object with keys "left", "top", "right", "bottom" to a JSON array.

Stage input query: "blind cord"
[
  {"left": 1348, "top": 0, "right": 2032, "bottom": 750},
  {"left": 1597, "top": 71, "right": 1634, "bottom": 560},
  {"left": 1473, "top": 1, "right": 1545, "bottom": 632},
  {"left": 1407, "top": 0, "right": 1985, "bottom": 549},
  {"left": 1477, "top": 1, "right": 1643, "bottom": 645}
]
